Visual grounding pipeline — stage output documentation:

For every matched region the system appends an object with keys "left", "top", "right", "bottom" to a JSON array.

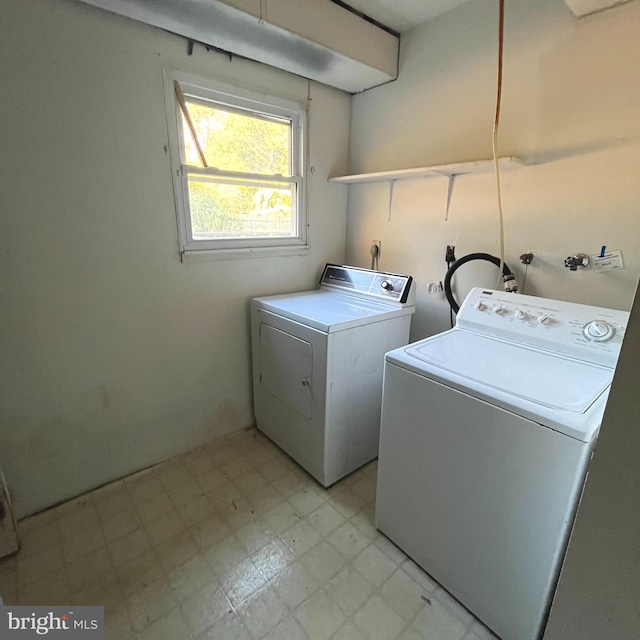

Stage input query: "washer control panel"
[
  {"left": 458, "top": 288, "right": 629, "bottom": 368},
  {"left": 320, "top": 264, "right": 415, "bottom": 305}
]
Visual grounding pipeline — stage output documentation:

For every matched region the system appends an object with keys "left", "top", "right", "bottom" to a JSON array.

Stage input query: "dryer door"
[{"left": 260, "top": 324, "right": 312, "bottom": 419}]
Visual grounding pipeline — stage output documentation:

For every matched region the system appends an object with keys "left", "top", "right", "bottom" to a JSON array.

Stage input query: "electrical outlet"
[{"left": 427, "top": 282, "right": 443, "bottom": 294}]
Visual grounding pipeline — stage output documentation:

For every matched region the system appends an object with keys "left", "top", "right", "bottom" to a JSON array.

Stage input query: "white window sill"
[{"left": 181, "top": 244, "right": 310, "bottom": 261}]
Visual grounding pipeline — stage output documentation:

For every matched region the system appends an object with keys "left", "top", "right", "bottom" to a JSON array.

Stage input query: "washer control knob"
[
  {"left": 537, "top": 313, "right": 551, "bottom": 325},
  {"left": 475, "top": 301, "right": 487, "bottom": 311},
  {"left": 514, "top": 308, "right": 527, "bottom": 320},
  {"left": 493, "top": 305, "right": 507, "bottom": 315},
  {"left": 583, "top": 320, "right": 615, "bottom": 342},
  {"left": 381, "top": 279, "right": 394, "bottom": 292}
]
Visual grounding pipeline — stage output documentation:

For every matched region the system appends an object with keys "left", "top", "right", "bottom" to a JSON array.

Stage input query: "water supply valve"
[{"left": 564, "top": 254, "right": 590, "bottom": 271}]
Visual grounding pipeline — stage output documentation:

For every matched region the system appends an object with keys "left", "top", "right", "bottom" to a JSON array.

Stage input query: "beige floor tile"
[
  {"left": 168, "top": 553, "right": 217, "bottom": 602},
  {"left": 128, "top": 477, "right": 165, "bottom": 505},
  {"left": 293, "top": 588, "right": 346, "bottom": 640},
  {"left": 53, "top": 495, "right": 93, "bottom": 518},
  {"left": 280, "top": 520, "right": 322, "bottom": 557},
  {"left": 236, "top": 582, "right": 288, "bottom": 638},
  {"left": 156, "top": 460, "right": 192, "bottom": 490},
  {"left": 251, "top": 538, "right": 295, "bottom": 581},
  {"left": 66, "top": 547, "right": 113, "bottom": 591},
  {"left": 135, "top": 606, "right": 189, "bottom": 640},
  {"left": 104, "top": 604, "right": 136, "bottom": 640},
  {"left": 183, "top": 452, "right": 216, "bottom": 477},
  {"left": 327, "top": 489, "right": 366, "bottom": 519},
  {"left": 207, "top": 481, "right": 243, "bottom": 513},
  {"left": 222, "top": 457, "right": 253, "bottom": 480},
  {"left": 17, "top": 567, "right": 72, "bottom": 605},
  {"left": 353, "top": 543, "right": 397, "bottom": 587},
  {"left": 17, "top": 544, "right": 64, "bottom": 585},
  {"left": 126, "top": 576, "right": 177, "bottom": 631},
  {"left": 247, "top": 483, "right": 285, "bottom": 514},
  {"left": 194, "top": 467, "right": 228, "bottom": 494},
  {"left": 400, "top": 558, "right": 438, "bottom": 593},
  {"left": 288, "top": 488, "right": 326, "bottom": 517},
  {"left": 155, "top": 530, "right": 199, "bottom": 572},
  {"left": 412, "top": 597, "right": 468, "bottom": 640},
  {"left": 167, "top": 479, "right": 205, "bottom": 507},
  {"left": 325, "top": 565, "right": 373, "bottom": 616},
  {"left": 178, "top": 495, "right": 215, "bottom": 527},
  {"left": 197, "top": 610, "right": 251, "bottom": 640},
  {"left": 271, "top": 562, "right": 319, "bottom": 610},
  {"left": 326, "top": 521, "right": 370, "bottom": 559},
  {"left": 212, "top": 445, "right": 242, "bottom": 466},
  {"left": 263, "top": 615, "right": 309, "bottom": 640},
  {"left": 108, "top": 528, "right": 151, "bottom": 567},
  {"left": 434, "top": 586, "right": 476, "bottom": 627},
  {"left": 116, "top": 550, "right": 164, "bottom": 598},
  {"left": 203, "top": 534, "right": 250, "bottom": 576},
  {"left": 306, "top": 502, "right": 345, "bottom": 538},
  {"left": 192, "top": 514, "right": 232, "bottom": 550},
  {"left": 299, "top": 542, "right": 344, "bottom": 585},
  {"left": 219, "top": 557, "right": 267, "bottom": 607},
  {"left": 144, "top": 510, "right": 186, "bottom": 546},
  {"left": 62, "top": 523, "right": 106, "bottom": 563},
  {"left": 258, "top": 458, "right": 291, "bottom": 482},
  {"left": 218, "top": 498, "right": 259, "bottom": 531},
  {"left": 58, "top": 505, "right": 100, "bottom": 539},
  {"left": 16, "top": 516, "right": 60, "bottom": 553},
  {"left": 374, "top": 534, "right": 408, "bottom": 565},
  {"left": 234, "top": 470, "right": 268, "bottom": 496},
  {"left": 350, "top": 505, "right": 379, "bottom": 540},
  {"left": 262, "top": 501, "right": 301, "bottom": 535},
  {"left": 271, "top": 471, "right": 309, "bottom": 498},
  {"left": 381, "top": 567, "right": 431, "bottom": 622},
  {"left": 235, "top": 518, "right": 277, "bottom": 554},
  {"left": 181, "top": 580, "right": 233, "bottom": 636},
  {"left": 101, "top": 510, "right": 141, "bottom": 544},
  {"left": 135, "top": 493, "right": 174, "bottom": 524},
  {"left": 331, "top": 620, "right": 368, "bottom": 640},
  {"left": 95, "top": 489, "right": 134, "bottom": 523},
  {"left": 353, "top": 595, "right": 406, "bottom": 640},
  {"left": 350, "top": 476, "right": 377, "bottom": 504},
  {"left": 397, "top": 628, "right": 424, "bottom": 640}
]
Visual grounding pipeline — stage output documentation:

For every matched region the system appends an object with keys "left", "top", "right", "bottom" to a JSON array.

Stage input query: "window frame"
[{"left": 163, "top": 69, "right": 308, "bottom": 258}]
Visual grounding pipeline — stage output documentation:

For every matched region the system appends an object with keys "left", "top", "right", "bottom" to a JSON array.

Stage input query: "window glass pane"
[
  {"left": 183, "top": 101, "right": 290, "bottom": 175},
  {"left": 187, "top": 178, "right": 295, "bottom": 239}
]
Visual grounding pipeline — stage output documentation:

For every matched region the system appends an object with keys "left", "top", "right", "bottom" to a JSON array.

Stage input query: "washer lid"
[
  {"left": 389, "top": 329, "right": 615, "bottom": 441},
  {"left": 252, "top": 289, "right": 414, "bottom": 333}
]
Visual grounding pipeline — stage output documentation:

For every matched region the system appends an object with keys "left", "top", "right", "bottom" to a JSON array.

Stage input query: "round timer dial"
[{"left": 583, "top": 320, "right": 615, "bottom": 342}]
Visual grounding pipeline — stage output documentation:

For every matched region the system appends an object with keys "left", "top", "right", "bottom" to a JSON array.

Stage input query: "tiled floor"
[{"left": 0, "top": 428, "right": 498, "bottom": 640}]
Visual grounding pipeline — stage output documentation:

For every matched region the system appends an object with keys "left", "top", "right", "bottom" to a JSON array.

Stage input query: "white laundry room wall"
[
  {"left": 0, "top": 0, "right": 350, "bottom": 517},
  {"left": 344, "top": 0, "right": 640, "bottom": 340}
]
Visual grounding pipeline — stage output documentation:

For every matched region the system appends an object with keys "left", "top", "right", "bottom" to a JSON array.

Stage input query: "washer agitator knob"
[
  {"left": 537, "top": 314, "right": 551, "bottom": 325},
  {"left": 583, "top": 320, "right": 615, "bottom": 342}
]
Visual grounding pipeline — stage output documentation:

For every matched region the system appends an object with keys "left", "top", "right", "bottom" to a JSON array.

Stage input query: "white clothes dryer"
[
  {"left": 376, "top": 288, "right": 629, "bottom": 640},
  {"left": 251, "top": 264, "right": 415, "bottom": 487}
]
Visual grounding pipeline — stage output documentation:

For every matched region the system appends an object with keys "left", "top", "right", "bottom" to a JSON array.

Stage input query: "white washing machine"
[
  {"left": 251, "top": 264, "right": 415, "bottom": 487},
  {"left": 376, "top": 288, "right": 629, "bottom": 640}
]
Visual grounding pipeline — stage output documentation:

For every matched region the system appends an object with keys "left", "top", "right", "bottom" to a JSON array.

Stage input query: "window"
[{"left": 164, "top": 71, "right": 307, "bottom": 256}]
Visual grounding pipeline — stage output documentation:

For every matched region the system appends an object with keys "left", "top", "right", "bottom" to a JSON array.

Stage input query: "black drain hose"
[{"left": 444, "top": 252, "right": 516, "bottom": 314}]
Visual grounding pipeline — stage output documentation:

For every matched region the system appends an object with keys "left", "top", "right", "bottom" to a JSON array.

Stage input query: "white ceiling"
[
  {"left": 340, "top": 0, "right": 472, "bottom": 33},
  {"left": 342, "top": 0, "right": 635, "bottom": 32}
]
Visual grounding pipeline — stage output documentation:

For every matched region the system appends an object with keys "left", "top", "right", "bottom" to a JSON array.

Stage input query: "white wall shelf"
[{"left": 328, "top": 156, "right": 524, "bottom": 184}]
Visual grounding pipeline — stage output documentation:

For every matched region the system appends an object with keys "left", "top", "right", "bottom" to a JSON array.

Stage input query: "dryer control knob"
[
  {"left": 537, "top": 313, "right": 551, "bottom": 325},
  {"left": 493, "top": 305, "right": 507, "bottom": 315},
  {"left": 514, "top": 308, "right": 527, "bottom": 320},
  {"left": 475, "top": 301, "right": 486, "bottom": 311},
  {"left": 583, "top": 320, "right": 615, "bottom": 342},
  {"left": 381, "top": 279, "right": 394, "bottom": 291}
]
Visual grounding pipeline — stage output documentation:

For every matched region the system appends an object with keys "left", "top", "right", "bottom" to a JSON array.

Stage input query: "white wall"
[
  {"left": 543, "top": 280, "right": 640, "bottom": 640},
  {"left": 0, "top": 0, "right": 350, "bottom": 517},
  {"left": 345, "top": 0, "right": 640, "bottom": 340}
]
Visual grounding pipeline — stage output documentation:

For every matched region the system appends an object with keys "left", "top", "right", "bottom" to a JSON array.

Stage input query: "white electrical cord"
[{"left": 493, "top": 0, "right": 506, "bottom": 290}]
